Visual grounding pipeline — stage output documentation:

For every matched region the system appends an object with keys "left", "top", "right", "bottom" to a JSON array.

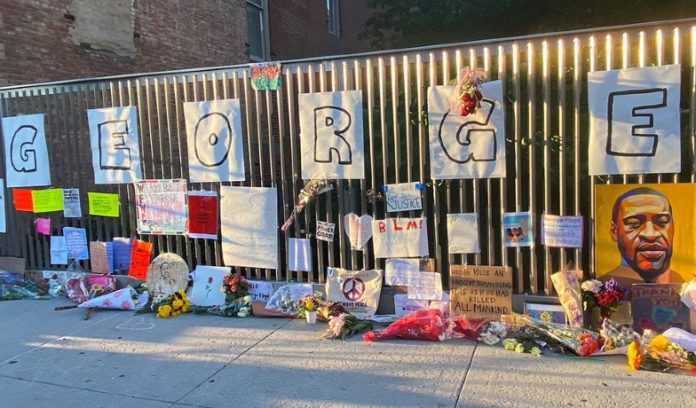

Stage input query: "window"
[
  {"left": 327, "top": 0, "right": 340, "bottom": 38},
  {"left": 247, "top": 0, "right": 269, "bottom": 61}
]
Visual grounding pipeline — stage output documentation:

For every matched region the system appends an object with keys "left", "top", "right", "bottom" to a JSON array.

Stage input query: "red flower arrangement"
[
  {"left": 450, "top": 67, "right": 487, "bottom": 117},
  {"left": 581, "top": 278, "right": 625, "bottom": 319},
  {"left": 222, "top": 272, "right": 250, "bottom": 303}
]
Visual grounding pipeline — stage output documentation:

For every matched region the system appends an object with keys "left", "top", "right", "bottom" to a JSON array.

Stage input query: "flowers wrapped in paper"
[
  {"left": 450, "top": 68, "right": 487, "bottom": 117},
  {"left": 281, "top": 179, "right": 333, "bottom": 231},
  {"left": 550, "top": 269, "right": 584, "bottom": 329},
  {"left": 627, "top": 330, "right": 696, "bottom": 374},
  {"left": 78, "top": 287, "right": 148, "bottom": 311}
]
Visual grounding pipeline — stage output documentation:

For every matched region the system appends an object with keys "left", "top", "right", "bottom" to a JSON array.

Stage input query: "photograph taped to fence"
[
  {"left": 183, "top": 99, "right": 246, "bottom": 183},
  {"left": 87, "top": 106, "right": 143, "bottom": 184},
  {"left": 428, "top": 80, "right": 506, "bottom": 179},
  {"left": 588, "top": 64, "right": 681, "bottom": 175},
  {"left": 299, "top": 90, "right": 365, "bottom": 179},
  {"left": 2, "top": 114, "right": 52, "bottom": 187}
]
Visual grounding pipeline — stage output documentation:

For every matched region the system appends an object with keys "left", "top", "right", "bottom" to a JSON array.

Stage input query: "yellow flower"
[
  {"left": 173, "top": 299, "right": 184, "bottom": 310},
  {"left": 157, "top": 304, "right": 172, "bottom": 318},
  {"left": 648, "top": 335, "right": 670, "bottom": 353},
  {"left": 627, "top": 339, "right": 643, "bottom": 371}
]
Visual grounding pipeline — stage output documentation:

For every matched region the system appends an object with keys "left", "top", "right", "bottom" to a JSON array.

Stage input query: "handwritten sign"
[
  {"left": 50, "top": 236, "right": 68, "bottom": 265},
  {"left": 0, "top": 179, "right": 5, "bottom": 233},
  {"left": 88, "top": 192, "right": 120, "bottom": 217},
  {"left": 188, "top": 191, "right": 218, "bottom": 239},
  {"left": 316, "top": 221, "right": 336, "bottom": 242},
  {"left": 63, "top": 227, "right": 88, "bottom": 260},
  {"left": 13, "top": 189, "right": 33, "bottom": 212},
  {"left": 250, "top": 62, "right": 282, "bottom": 91},
  {"left": 541, "top": 214, "right": 583, "bottom": 248},
  {"left": 62, "top": 188, "right": 82, "bottom": 218},
  {"left": 32, "top": 189, "right": 64, "bottom": 213},
  {"left": 372, "top": 217, "right": 428, "bottom": 258},
  {"left": 90, "top": 241, "right": 114, "bottom": 274},
  {"left": 288, "top": 238, "right": 312, "bottom": 272},
  {"left": 385, "top": 182, "right": 422, "bottom": 213},
  {"left": 447, "top": 213, "right": 480, "bottom": 254},
  {"left": 384, "top": 258, "right": 420, "bottom": 286},
  {"left": 449, "top": 265, "right": 513, "bottom": 318},
  {"left": 632, "top": 284, "right": 691, "bottom": 333},
  {"left": 344, "top": 213, "right": 372, "bottom": 250},
  {"left": 248, "top": 280, "right": 274, "bottom": 302},
  {"left": 34, "top": 217, "right": 51, "bottom": 235},
  {"left": 135, "top": 179, "right": 188, "bottom": 235},
  {"left": 408, "top": 272, "right": 443, "bottom": 300},
  {"left": 128, "top": 239, "right": 153, "bottom": 280},
  {"left": 112, "top": 237, "right": 132, "bottom": 272}
]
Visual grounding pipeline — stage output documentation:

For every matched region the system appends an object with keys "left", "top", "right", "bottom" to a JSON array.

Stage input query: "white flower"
[
  {"left": 581, "top": 279, "right": 603, "bottom": 293},
  {"left": 243, "top": 295, "right": 252, "bottom": 303}
]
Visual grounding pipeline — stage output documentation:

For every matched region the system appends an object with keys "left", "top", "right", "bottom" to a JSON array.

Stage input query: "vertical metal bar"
[
  {"left": 512, "top": 43, "right": 523, "bottom": 292},
  {"left": 527, "top": 42, "right": 538, "bottom": 294},
  {"left": 366, "top": 59, "right": 378, "bottom": 267},
  {"left": 469, "top": 48, "right": 481, "bottom": 266},
  {"left": 589, "top": 35, "right": 597, "bottom": 278},
  {"left": 483, "top": 47, "right": 494, "bottom": 266},
  {"left": 656, "top": 29, "right": 665, "bottom": 185},
  {"left": 672, "top": 28, "right": 681, "bottom": 184},
  {"left": 265, "top": 86, "right": 276, "bottom": 281},
  {"left": 637, "top": 31, "right": 646, "bottom": 185},
  {"left": 285, "top": 67, "right": 300, "bottom": 281},
  {"left": 557, "top": 40, "right": 567, "bottom": 271},
  {"left": 390, "top": 56, "right": 401, "bottom": 184},
  {"left": 353, "top": 59, "right": 369, "bottom": 270},
  {"left": 172, "top": 76, "right": 192, "bottom": 266},
  {"left": 276, "top": 70, "right": 289, "bottom": 281},
  {"left": 573, "top": 38, "right": 583, "bottom": 276},
  {"left": 429, "top": 52, "right": 443, "bottom": 275},
  {"left": 416, "top": 54, "right": 428, "bottom": 223},
  {"left": 343, "top": 60, "right": 357, "bottom": 271},
  {"left": 306, "top": 64, "right": 323, "bottom": 282},
  {"left": 329, "top": 62, "right": 342, "bottom": 271},
  {"left": 542, "top": 40, "right": 552, "bottom": 293},
  {"left": 498, "top": 46, "right": 508, "bottom": 268}
]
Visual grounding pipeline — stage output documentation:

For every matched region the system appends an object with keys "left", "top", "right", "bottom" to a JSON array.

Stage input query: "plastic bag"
[
  {"left": 265, "top": 284, "right": 312, "bottom": 314},
  {"left": 597, "top": 318, "right": 639, "bottom": 355},
  {"left": 363, "top": 309, "right": 450, "bottom": 342},
  {"left": 450, "top": 316, "right": 491, "bottom": 341}
]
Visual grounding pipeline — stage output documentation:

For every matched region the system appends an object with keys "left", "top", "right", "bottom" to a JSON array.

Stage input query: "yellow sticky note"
[
  {"left": 88, "top": 192, "right": 120, "bottom": 217},
  {"left": 32, "top": 189, "right": 64, "bottom": 213}
]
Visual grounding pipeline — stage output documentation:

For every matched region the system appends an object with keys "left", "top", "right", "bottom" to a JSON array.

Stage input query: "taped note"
[
  {"left": 62, "top": 188, "right": 82, "bottom": 218},
  {"left": 447, "top": 213, "right": 480, "bottom": 254},
  {"left": 32, "top": 189, "right": 63, "bottom": 213},
  {"left": 63, "top": 227, "right": 88, "bottom": 260},
  {"left": 385, "top": 182, "right": 422, "bottom": 213},
  {"left": 88, "top": 192, "right": 120, "bottom": 217},
  {"left": 541, "top": 214, "right": 583, "bottom": 248},
  {"left": 50, "top": 236, "right": 68, "bottom": 265}
]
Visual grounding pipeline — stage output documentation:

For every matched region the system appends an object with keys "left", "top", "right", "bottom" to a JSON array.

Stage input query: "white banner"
[
  {"left": 372, "top": 217, "right": 428, "bottom": 258},
  {"left": 2, "top": 114, "right": 51, "bottom": 187},
  {"left": 428, "top": 81, "right": 506, "bottom": 179},
  {"left": 326, "top": 268, "right": 382, "bottom": 319},
  {"left": 220, "top": 186, "right": 278, "bottom": 269},
  {"left": 299, "top": 90, "right": 365, "bottom": 179},
  {"left": 183, "top": 99, "right": 246, "bottom": 182},
  {"left": 87, "top": 106, "right": 143, "bottom": 184},
  {"left": 588, "top": 65, "right": 681, "bottom": 175}
]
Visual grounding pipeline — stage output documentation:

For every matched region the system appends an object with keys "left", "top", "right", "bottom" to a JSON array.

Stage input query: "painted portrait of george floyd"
[{"left": 595, "top": 183, "right": 696, "bottom": 287}]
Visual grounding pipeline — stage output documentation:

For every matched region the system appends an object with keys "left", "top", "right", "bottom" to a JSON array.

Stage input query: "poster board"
[
  {"left": 1, "top": 114, "right": 52, "bottom": 187},
  {"left": 632, "top": 284, "right": 691, "bottom": 333},
  {"left": 135, "top": 179, "right": 188, "bottom": 235},
  {"left": 449, "top": 265, "right": 513, "bottom": 318},
  {"left": 371, "top": 217, "right": 428, "bottom": 258},
  {"left": 87, "top": 106, "right": 143, "bottom": 184}
]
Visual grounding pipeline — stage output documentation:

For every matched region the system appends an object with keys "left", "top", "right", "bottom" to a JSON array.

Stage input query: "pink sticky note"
[{"left": 35, "top": 218, "right": 51, "bottom": 236}]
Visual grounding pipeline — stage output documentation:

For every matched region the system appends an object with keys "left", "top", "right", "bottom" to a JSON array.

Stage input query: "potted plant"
[{"left": 298, "top": 292, "right": 322, "bottom": 324}]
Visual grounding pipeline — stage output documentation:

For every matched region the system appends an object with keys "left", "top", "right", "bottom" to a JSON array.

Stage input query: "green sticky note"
[
  {"left": 88, "top": 192, "right": 120, "bottom": 217},
  {"left": 32, "top": 189, "right": 64, "bottom": 213}
]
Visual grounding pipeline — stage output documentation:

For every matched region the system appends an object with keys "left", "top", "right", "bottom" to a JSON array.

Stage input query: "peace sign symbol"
[{"left": 342, "top": 277, "right": 365, "bottom": 301}]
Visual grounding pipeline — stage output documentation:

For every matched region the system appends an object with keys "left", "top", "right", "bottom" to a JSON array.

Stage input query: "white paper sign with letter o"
[
  {"left": 2, "top": 114, "right": 52, "bottom": 187},
  {"left": 588, "top": 64, "right": 681, "bottom": 175},
  {"left": 183, "top": 99, "right": 246, "bottom": 182},
  {"left": 428, "top": 81, "right": 506, "bottom": 179},
  {"left": 299, "top": 90, "right": 365, "bottom": 179},
  {"left": 87, "top": 106, "right": 143, "bottom": 184}
]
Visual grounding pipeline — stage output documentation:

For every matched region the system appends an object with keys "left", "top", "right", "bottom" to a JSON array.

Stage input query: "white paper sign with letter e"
[
  {"left": 220, "top": 186, "right": 278, "bottom": 270},
  {"left": 183, "top": 99, "right": 245, "bottom": 182},
  {"left": 372, "top": 218, "right": 428, "bottom": 258},
  {"left": 588, "top": 64, "right": 681, "bottom": 175},
  {"left": 88, "top": 106, "right": 143, "bottom": 184},
  {"left": 299, "top": 90, "right": 365, "bottom": 179},
  {"left": 447, "top": 213, "right": 480, "bottom": 254},
  {"left": 2, "top": 114, "right": 51, "bottom": 187},
  {"left": 428, "top": 81, "right": 506, "bottom": 179}
]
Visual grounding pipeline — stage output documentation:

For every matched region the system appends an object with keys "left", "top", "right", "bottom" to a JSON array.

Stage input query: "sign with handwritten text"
[
  {"left": 88, "top": 192, "right": 120, "bottom": 217},
  {"left": 449, "top": 265, "right": 513, "bottom": 318},
  {"left": 372, "top": 217, "right": 428, "bottom": 258},
  {"left": 385, "top": 182, "right": 422, "bottom": 213},
  {"left": 135, "top": 179, "right": 188, "bottom": 235},
  {"left": 541, "top": 214, "right": 583, "bottom": 248}
]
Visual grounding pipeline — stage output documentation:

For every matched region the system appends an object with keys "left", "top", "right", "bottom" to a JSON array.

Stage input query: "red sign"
[
  {"left": 13, "top": 189, "right": 34, "bottom": 212},
  {"left": 188, "top": 192, "right": 218, "bottom": 239},
  {"left": 128, "top": 239, "right": 153, "bottom": 280}
]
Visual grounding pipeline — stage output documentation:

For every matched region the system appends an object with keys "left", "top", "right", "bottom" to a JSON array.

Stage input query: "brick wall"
[{"left": 0, "top": 0, "right": 248, "bottom": 86}]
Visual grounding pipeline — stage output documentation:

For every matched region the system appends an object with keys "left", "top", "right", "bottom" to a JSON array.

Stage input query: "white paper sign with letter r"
[
  {"left": 2, "top": 114, "right": 51, "bottom": 187},
  {"left": 183, "top": 99, "right": 246, "bottom": 182},
  {"left": 299, "top": 90, "right": 365, "bottom": 179},
  {"left": 88, "top": 106, "right": 143, "bottom": 184},
  {"left": 428, "top": 81, "right": 506, "bottom": 179},
  {"left": 588, "top": 64, "right": 681, "bottom": 175}
]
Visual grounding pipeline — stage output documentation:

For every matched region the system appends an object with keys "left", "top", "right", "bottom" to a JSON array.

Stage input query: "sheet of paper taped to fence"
[
  {"left": 385, "top": 182, "right": 422, "bottom": 213},
  {"left": 407, "top": 272, "right": 442, "bottom": 300},
  {"left": 384, "top": 258, "right": 420, "bottom": 286},
  {"left": 372, "top": 217, "right": 428, "bottom": 258}
]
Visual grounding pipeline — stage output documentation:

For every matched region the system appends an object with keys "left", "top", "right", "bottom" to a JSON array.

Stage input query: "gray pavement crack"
[{"left": 453, "top": 342, "right": 478, "bottom": 408}]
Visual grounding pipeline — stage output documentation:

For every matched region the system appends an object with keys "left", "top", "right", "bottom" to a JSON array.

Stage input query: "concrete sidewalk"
[{"left": 0, "top": 299, "right": 694, "bottom": 408}]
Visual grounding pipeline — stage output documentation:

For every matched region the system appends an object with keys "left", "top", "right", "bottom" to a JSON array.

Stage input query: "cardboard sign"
[
  {"left": 13, "top": 189, "right": 33, "bottom": 212},
  {"left": 88, "top": 192, "right": 120, "bottom": 217},
  {"left": 325, "top": 268, "right": 382, "bottom": 319},
  {"left": 32, "top": 189, "right": 64, "bottom": 213},
  {"left": 188, "top": 266, "right": 229, "bottom": 307},
  {"left": 87, "top": 106, "right": 143, "bottom": 184},
  {"left": 344, "top": 213, "right": 372, "bottom": 250},
  {"left": 632, "top": 284, "right": 691, "bottom": 333},
  {"left": 112, "top": 237, "right": 132, "bottom": 272},
  {"left": 62, "top": 188, "right": 82, "bottom": 218},
  {"left": 248, "top": 280, "right": 274, "bottom": 303},
  {"left": 385, "top": 182, "right": 422, "bottom": 213},
  {"left": 449, "top": 265, "right": 513, "bottom": 318},
  {"left": 372, "top": 217, "right": 428, "bottom": 258},
  {"left": 2, "top": 114, "right": 52, "bottom": 187},
  {"left": 135, "top": 179, "right": 188, "bottom": 235},
  {"left": 541, "top": 214, "right": 583, "bottom": 248},
  {"left": 90, "top": 241, "right": 114, "bottom": 274},
  {"left": 316, "top": 221, "right": 335, "bottom": 242},
  {"left": 63, "top": 227, "right": 89, "bottom": 260},
  {"left": 188, "top": 191, "right": 219, "bottom": 239},
  {"left": 447, "top": 213, "right": 480, "bottom": 254},
  {"left": 128, "top": 239, "right": 153, "bottom": 280}
]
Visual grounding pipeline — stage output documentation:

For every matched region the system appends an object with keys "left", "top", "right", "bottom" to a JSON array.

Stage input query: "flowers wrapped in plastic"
[
  {"left": 507, "top": 314, "right": 600, "bottom": 356},
  {"left": 322, "top": 312, "right": 374, "bottom": 340},
  {"left": 137, "top": 290, "right": 191, "bottom": 318},
  {"left": 77, "top": 287, "right": 148, "bottom": 311},
  {"left": 597, "top": 318, "right": 639, "bottom": 355},
  {"left": 581, "top": 278, "right": 626, "bottom": 322},
  {"left": 627, "top": 331, "right": 696, "bottom": 374},
  {"left": 449, "top": 67, "right": 487, "bottom": 117},
  {"left": 363, "top": 309, "right": 450, "bottom": 342},
  {"left": 281, "top": 179, "right": 333, "bottom": 231},
  {"left": 222, "top": 272, "right": 250, "bottom": 303},
  {"left": 190, "top": 295, "right": 253, "bottom": 318}
]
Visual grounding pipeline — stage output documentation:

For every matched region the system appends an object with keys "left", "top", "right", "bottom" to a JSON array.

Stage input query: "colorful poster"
[
  {"left": 220, "top": 186, "right": 278, "bottom": 269},
  {"left": 113, "top": 237, "right": 132, "bottom": 272},
  {"left": 595, "top": 183, "right": 696, "bottom": 286},
  {"left": 428, "top": 81, "right": 506, "bottom": 179},
  {"left": 299, "top": 90, "right": 365, "bottom": 179},
  {"left": 344, "top": 213, "right": 372, "bottom": 251},
  {"left": 183, "top": 99, "right": 245, "bottom": 183},
  {"left": 385, "top": 182, "right": 422, "bottom": 213},
  {"left": 250, "top": 62, "right": 282, "bottom": 91},
  {"left": 87, "top": 106, "right": 143, "bottom": 184},
  {"left": 50, "top": 236, "right": 68, "bottom": 265},
  {"left": 62, "top": 188, "right": 82, "bottom": 218},
  {"left": 63, "top": 227, "right": 88, "bottom": 260},
  {"left": 188, "top": 266, "right": 229, "bottom": 307},
  {"left": 449, "top": 265, "right": 513, "bottom": 318},
  {"left": 188, "top": 191, "right": 218, "bottom": 239},
  {"left": 88, "top": 192, "right": 120, "bottom": 217},
  {"left": 135, "top": 179, "right": 188, "bottom": 235},
  {"left": 541, "top": 214, "right": 583, "bottom": 248},
  {"left": 502, "top": 212, "right": 534, "bottom": 248},
  {"left": 588, "top": 65, "right": 681, "bottom": 175},
  {"left": 13, "top": 188, "right": 33, "bottom": 212},
  {"left": 371, "top": 217, "right": 428, "bottom": 258},
  {"left": 0, "top": 179, "right": 5, "bottom": 233},
  {"left": 288, "top": 238, "right": 312, "bottom": 272},
  {"left": 34, "top": 217, "right": 50, "bottom": 235},
  {"left": 128, "top": 239, "right": 153, "bottom": 280},
  {"left": 316, "top": 221, "right": 335, "bottom": 242},
  {"left": 632, "top": 284, "right": 690, "bottom": 333},
  {"left": 1, "top": 114, "right": 52, "bottom": 187},
  {"left": 31, "top": 189, "right": 63, "bottom": 213},
  {"left": 447, "top": 213, "right": 480, "bottom": 254}
]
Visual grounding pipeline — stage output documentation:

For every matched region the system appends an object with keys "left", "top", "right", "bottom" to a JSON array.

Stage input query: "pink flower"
[{"left": 329, "top": 313, "right": 348, "bottom": 337}]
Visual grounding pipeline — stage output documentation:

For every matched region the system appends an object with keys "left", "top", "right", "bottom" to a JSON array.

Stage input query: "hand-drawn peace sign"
[{"left": 342, "top": 277, "right": 365, "bottom": 301}]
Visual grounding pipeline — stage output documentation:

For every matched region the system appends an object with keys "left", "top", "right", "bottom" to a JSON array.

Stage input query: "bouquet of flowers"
[
  {"left": 581, "top": 278, "right": 626, "bottom": 320},
  {"left": 281, "top": 179, "right": 333, "bottom": 231},
  {"left": 363, "top": 309, "right": 449, "bottom": 342},
  {"left": 323, "top": 313, "right": 373, "bottom": 340},
  {"left": 508, "top": 314, "right": 600, "bottom": 356},
  {"left": 297, "top": 292, "right": 322, "bottom": 316},
  {"left": 148, "top": 290, "right": 191, "bottom": 318},
  {"left": 450, "top": 67, "right": 487, "bottom": 117},
  {"left": 222, "top": 272, "right": 250, "bottom": 303},
  {"left": 627, "top": 331, "right": 696, "bottom": 374},
  {"left": 501, "top": 338, "right": 543, "bottom": 356},
  {"left": 190, "top": 295, "right": 252, "bottom": 318},
  {"left": 597, "top": 318, "right": 639, "bottom": 354}
]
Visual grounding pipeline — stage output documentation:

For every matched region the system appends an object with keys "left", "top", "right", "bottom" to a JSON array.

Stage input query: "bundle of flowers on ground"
[
  {"left": 363, "top": 309, "right": 450, "bottom": 342},
  {"left": 190, "top": 295, "right": 252, "bottom": 318},
  {"left": 297, "top": 292, "right": 323, "bottom": 318},
  {"left": 627, "top": 331, "right": 696, "bottom": 374},
  {"left": 138, "top": 290, "right": 191, "bottom": 318},
  {"left": 506, "top": 314, "right": 601, "bottom": 356},
  {"left": 323, "top": 313, "right": 373, "bottom": 340},
  {"left": 222, "top": 272, "right": 250, "bottom": 303}
]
